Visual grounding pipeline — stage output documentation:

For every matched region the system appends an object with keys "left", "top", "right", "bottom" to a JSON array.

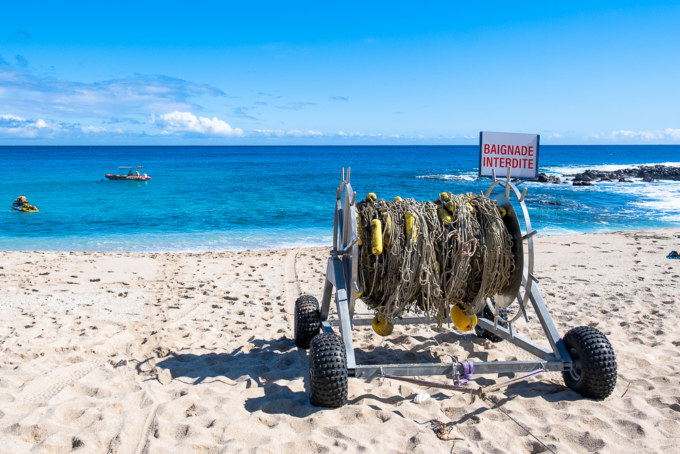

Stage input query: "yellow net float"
[
  {"left": 466, "top": 202, "right": 475, "bottom": 214},
  {"left": 366, "top": 192, "right": 377, "bottom": 203},
  {"left": 439, "top": 192, "right": 455, "bottom": 212},
  {"left": 371, "top": 315, "right": 394, "bottom": 336},
  {"left": 356, "top": 215, "right": 362, "bottom": 246},
  {"left": 450, "top": 304, "right": 478, "bottom": 332},
  {"left": 370, "top": 219, "right": 383, "bottom": 255},
  {"left": 404, "top": 211, "right": 418, "bottom": 244},
  {"left": 437, "top": 206, "right": 453, "bottom": 226}
]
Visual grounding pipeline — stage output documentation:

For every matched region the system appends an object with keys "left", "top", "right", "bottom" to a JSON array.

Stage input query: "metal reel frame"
[
  {"left": 483, "top": 167, "right": 535, "bottom": 325},
  {"left": 317, "top": 168, "right": 573, "bottom": 384}
]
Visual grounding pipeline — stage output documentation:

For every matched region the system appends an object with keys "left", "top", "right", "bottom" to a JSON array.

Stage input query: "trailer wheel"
[
  {"left": 562, "top": 326, "right": 617, "bottom": 399},
  {"left": 309, "top": 332, "right": 347, "bottom": 407},
  {"left": 294, "top": 295, "right": 321, "bottom": 349},
  {"left": 475, "top": 306, "right": 508, "bottom": 343}
]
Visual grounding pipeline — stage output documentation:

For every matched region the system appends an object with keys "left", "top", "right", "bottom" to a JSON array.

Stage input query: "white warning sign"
[{"left": 479, "top": 131, "right": 539, "bottom": 179}]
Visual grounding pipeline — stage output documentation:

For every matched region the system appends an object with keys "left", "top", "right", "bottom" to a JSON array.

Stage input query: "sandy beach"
[{"left": 1, "top": 229, "right": 679, "bottom": 453}]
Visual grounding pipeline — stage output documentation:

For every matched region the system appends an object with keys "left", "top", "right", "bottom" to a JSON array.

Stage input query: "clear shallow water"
[{"left": 1, "top": 145, "right": 679, "bottom": 251}]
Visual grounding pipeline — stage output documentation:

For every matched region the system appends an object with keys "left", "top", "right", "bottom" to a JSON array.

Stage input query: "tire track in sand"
[
  {"left": 123, "top": 255, "right": 181, "bottom": 454},
  {"left": 127, "top": 253, "right": 224, "bottom": 454},
  {"left": 11, "top": 329, "right": 136, "bottom": 408},
  {"left": 284, "top": 249, "right": 302, "bottom": 310}
]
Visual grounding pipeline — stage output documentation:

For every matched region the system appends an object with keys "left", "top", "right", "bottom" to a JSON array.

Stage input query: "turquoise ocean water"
[{"left": 1, "top": 145, "right": 679, "bottom": 252}]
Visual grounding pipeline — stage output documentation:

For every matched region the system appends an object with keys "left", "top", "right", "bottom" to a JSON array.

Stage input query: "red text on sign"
[
  {"left": 482, "top": 156, "right": 534, "bottom": 169},
  {"left": 483, "top": 144, "right": 534, "bottom": 156}
]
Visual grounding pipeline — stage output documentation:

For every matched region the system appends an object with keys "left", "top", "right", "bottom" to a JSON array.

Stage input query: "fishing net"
[{"left": 356, "top": 192, "right": 515, "bottom": 326}]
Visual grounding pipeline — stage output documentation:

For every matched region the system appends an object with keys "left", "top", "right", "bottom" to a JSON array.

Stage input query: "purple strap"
[
  {"left": 462, "top": 360, "right": 474, "bottom": 379},
  {"left": 454, "top": 361, "right": 474, "bottom": 386}
]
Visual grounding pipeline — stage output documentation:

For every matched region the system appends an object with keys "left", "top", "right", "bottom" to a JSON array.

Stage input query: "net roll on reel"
[
  {"left": 355, "top": 189, "right": 522, "bottom": 332},
  {"left": 293, "top": 168, "right": 617, "bottom": 409}
]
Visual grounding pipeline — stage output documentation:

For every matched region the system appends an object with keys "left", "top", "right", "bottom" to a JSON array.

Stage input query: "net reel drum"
[{"left": 293, "top": 168, "right": 617, "bottom": 408}]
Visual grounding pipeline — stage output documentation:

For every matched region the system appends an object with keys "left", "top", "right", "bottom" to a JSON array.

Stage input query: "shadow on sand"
[
  {"left": 149, "top": 333, "right": 578, "bottom": 416},
  {"left": 151, "top": 336, "right": 322, "bottom": 417}
]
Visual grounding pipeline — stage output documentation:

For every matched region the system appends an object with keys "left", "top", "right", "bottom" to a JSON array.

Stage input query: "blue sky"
[{"left": 1, "top": 1, "right": 679, "bottom": 145}]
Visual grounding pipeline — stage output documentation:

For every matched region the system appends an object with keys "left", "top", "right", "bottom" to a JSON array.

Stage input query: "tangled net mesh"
[{"left": 356, "top": 192, "right": 515, "bottom": 326}]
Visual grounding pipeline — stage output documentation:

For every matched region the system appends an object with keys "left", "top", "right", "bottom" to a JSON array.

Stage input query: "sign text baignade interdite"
[{"left": 479, "top": 131, "right": 540, "bottom": 179}]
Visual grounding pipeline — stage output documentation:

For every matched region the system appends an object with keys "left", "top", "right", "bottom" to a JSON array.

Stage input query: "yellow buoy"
[
  {"left": 392, "top": 196, "right": 403, "bottom": 202},
  {"left": 450, "top": 304, "right": 478, "bottom": 332},
  {"left": 366, "top": 193, "right": 377, "bottom": 203},
  {"left": 372, "top": 315, "right": 394, "bottom": 336},
  {"left": 466, "top": 202, "right": 475, "bottom": 214},
  {"left": 370, "top": 219, "right": 383, "bottom": 255},
  {"left": 404, "top": 211, "right": 418, "bottom": 244},
  {"left": 439, "top": 192, "right": 455, "bottom": 212},
  {"left": 498, "top": 206, "right": 507, "bottom": 218},
  {"left": 356, "top": 216, "right": 362, "bottom": 246},
  {"left": 437, "top": 206, "right": 453, "bottom": 226}
]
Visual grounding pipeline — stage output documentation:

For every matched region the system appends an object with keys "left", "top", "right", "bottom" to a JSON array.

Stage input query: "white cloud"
[
  {"left": 0, "top": 114, "right": 60, "bottom": 138},
  {"left": 337, "top": 130, "right": 382, "bottom": 138},
  {"left": 596, "top": 128, "right": 680, "bottom": 142},
  {"left": 287, "top": 129, "right": 323, "bottom": 137},
  {"left": 665, "top": 128, "right": 680, "bottom": 140},
  {"left": 253, "top": 128, "right": 323, "bottom": 137},
  {"left": 0, "top": 67, "right": 225, "bottom": 124},
  {"left": 81, "top": 125, "right": 107, "bottom": 134},
  {"left": 253, "top": 129, "right": 285, "bottom": 137},
  {"left": 153, "top": 111, "right": 243, "bottom": 137},
  {"left": 0, "top": 113, "right": 131, "bottom": 140}
]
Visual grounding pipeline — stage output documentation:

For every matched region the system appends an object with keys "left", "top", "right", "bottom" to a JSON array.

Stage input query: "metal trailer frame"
[{"left": 318, "top": 168, "right": 574, "bottom": 384}]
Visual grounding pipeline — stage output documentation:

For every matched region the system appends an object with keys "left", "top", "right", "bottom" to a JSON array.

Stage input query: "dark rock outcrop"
[
  {"left": 536, "top": 173, "right": 561, "bottom": 184},
  {"left": 536, "top": 199, "right": 564, "bottom": 206},
  {"left": 570, "top": 165, "right": 680, "bottom": 182}
]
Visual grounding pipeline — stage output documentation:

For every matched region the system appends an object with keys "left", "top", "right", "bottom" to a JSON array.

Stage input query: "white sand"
[{"left": 0, "top": 229, "right": 679, "bottom": 453}]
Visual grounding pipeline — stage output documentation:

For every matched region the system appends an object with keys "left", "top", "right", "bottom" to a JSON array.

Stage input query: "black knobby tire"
[
  {"left": 562, "top": 326, "right": 617, "bottom": 399},
  {"left": 294, "top": 295, "right": 321, "bottom": 349},
  {"left": 475, "top": 306, "right": 508, "bottom": 343},
  {"left": 309, "top": 332, "right": 348, "bottom": 408}
]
